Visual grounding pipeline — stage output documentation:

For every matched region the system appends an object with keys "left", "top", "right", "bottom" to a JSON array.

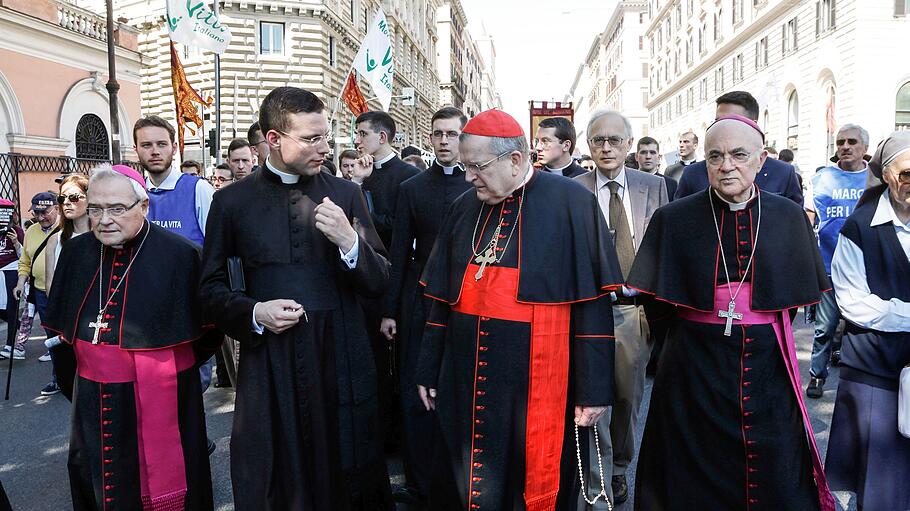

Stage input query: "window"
[
  {"left": 687, "top": 86, "right": 694, "bottom": 108},
  {"left": 639, "top": 36, "right": 644, "bottom": 50},
  {"left": 755, "top": 36, "right": 768, "bottom": 69},
  {"left": 816, "top": 0, "right": 836, "bottom": 34},
  {"left": 733, "top": 0, "right": 744, "bottom": 25},
  {"left": 260, "top": 22, "right": 285, "bottom": 55},
  {"left": 714, "top": 8, "right": 723, "bottom": 42},
  {"left": 676, "top": 94, "right": 682, "bottom": 116},
  {"left": 687, "top": 0, "right": 694, "bottom": 16},
  {"left": 75, "top": 113, "right": 110, "bottom": 160},
  {"left": 700, "top": 77, "right": 708, "bottom": 101},
  {"left": 714, "top": 66, "right": 724, "bottom": 93},
  {"left": 896, "top": 82, "right": 910, "bottom": 130},
  {"left": 675, "top": 3, "right": 683, "bottom": 29},
  {"left": 825, "top": 86, "right": 837, "bottom": 155},
  {"left": 329, "top": 36, "right": 336, "bottom": 66},
  {"left": 897, "top": 0, "right": 910, "bottom": 16},
  {"left": 698, "top": 24, "right": 706, "bottom": 54},
  {"left": 762, "top": 109, "right": 770, "bottom": 133},
  {"left": 787, "top": 90, "right": 799, "bottom": 151},
  {"left": 782, "top": 17, "right": 798, "bottom": 55},
  {"left": 732, "top": 53, "right": 744, "bottom": 83},
  {"left": 686, "top": 37, "right": 693, "bottom": 64},
  {"left": 349, "top": 0, "right": 356, "bottom": 22}
]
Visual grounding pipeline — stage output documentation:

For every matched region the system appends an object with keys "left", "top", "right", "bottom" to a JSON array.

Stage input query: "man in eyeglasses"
[
  {"left": 134, "top": 115, "right": 214, "bottom": 248},
  {"left": 43, "top": 164, "right": 220, "bottom": 510},
  {"left": 353, "top": 110, "right": 420, "bottom": 459},
  {"left": 534, "top": 116, "right": 589, "bottom": 178},
  {"left": 574, "top": 110, "right": 668, "bottom": 505},
  {"left": 211, "top": 163, "right": 234, "bottom": 191},
  {"left": 200, "top": 86, "right": 393, "bottom": 509},
  {"left": 803, "top": 123, "right": 870, "bottom": 399},
  {"left": 379, "top": 106, "right": 474, "bottom": 505},
  {"left": 247, "top": 121, "right": 270, "bottom": 173}
]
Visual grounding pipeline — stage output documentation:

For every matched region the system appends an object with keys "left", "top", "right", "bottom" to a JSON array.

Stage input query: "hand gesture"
[
  {"left": 314, "top": 197, "right": 357, "bottom": 253},
  {"left": 254, "top": 299, "right": 306, "bottom": 334},
  {"left": 380, "top": 317, "right": 397, "bottom": 341},
  {"left": 418, "top": 385, "right": 437, "bottom": 411},
  {"left": 574, "top": 405, "right": 608, "bottom": 427},
  {"left": 352, "top": 154, "right": 374, "bottom": 184}
]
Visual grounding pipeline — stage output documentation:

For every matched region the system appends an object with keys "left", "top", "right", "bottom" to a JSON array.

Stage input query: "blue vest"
[
  {"left": 811, "top": 165, "right": 867, "bottom": 272},
  {"left": 838, "top": 187, "right": 910, "bottom": 388},
  {"left": 147, "top": 174, "right": 205, "bottom": 247}
]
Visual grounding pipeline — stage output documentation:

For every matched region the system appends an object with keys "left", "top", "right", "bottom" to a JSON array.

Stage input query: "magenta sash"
[
  {"left": 677, "top": 284, "right": 835, "bottom": 511},
  {"left": 75, "top": 340, "right": 195, "bottom": 511}
]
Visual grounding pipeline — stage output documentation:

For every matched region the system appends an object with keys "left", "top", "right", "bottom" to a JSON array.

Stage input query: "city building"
[
  {"left": 566, "top": 1, "right": 650, "bottom": 151},
  {"left": 0, "top": 0, "right": 141, "bottom": 216},
  {"left": 436, "top": 0, "right": 499, "bottom": 114},
  {"left": 473, "top": 28, "right": 502, "bottom": 110},
  {"left": 644, "top": 0, "right": 910, "bottom": 174},
  {"left": 112, "top": 0, "right": 440, "bottom": 165}
]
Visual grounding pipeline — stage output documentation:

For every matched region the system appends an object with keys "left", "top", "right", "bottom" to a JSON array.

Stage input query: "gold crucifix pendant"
[{"left": 474, "top": 245, "right": 497, "bottom": 281}]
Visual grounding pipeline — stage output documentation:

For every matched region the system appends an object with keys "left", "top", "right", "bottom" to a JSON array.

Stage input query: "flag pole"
[
  {"left": 213, "top": 0, "right": 222, "bottom": 164},
  {"left": 329, "top": 67, "right": 357, "bottom": 135}
]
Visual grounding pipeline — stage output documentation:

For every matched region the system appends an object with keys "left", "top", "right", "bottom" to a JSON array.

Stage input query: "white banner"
[
  {"left": 166, "top": 0, "right": 232, "bottom": 55},
  {"left": 352, "top": 9, "right": 394, "bottom": 111}
]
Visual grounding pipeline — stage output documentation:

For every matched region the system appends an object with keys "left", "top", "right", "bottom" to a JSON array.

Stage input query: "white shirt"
[
  {"left": 831, "top": 191, "right": 910, "bottom": 332},
  {"left": 595, "top": 167, "right": 635, "bottom": 241},
  {"left": 145, "top": 169, "right": 215, "bottom": 236},
  {"left": 251, "top": 161, "right": 360, "bottom": 333}
]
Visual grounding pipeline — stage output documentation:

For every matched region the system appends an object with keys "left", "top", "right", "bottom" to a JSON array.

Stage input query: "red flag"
[
  {"left": 342, "top": 72, "right": 368, "bottom": 117},
  {"left": 170, "top": 41, "right": 213, "bottom": 156}
]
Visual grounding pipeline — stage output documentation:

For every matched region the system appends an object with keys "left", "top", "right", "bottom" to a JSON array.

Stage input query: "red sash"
[
  {"left": 677, "top": 284, "right": 835, "bottom": 511},
  {"left": 75, "top": 340, "right": 196, "bottom": 511},
  {"left": 454, "top": 264, "right": 571, "bottom": 511}
]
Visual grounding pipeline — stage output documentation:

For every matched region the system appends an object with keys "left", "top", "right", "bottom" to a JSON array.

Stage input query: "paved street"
[{"left": 1, "top": 312, "right": 858, "bottom": 510}]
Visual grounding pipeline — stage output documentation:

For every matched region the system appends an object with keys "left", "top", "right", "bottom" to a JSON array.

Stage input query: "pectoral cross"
[
  {"left": 474, "top": 245, "right": 497, "bottom": 281},
  {"left": 90, "top": 313, "right": 109, "bottom": 345},
  {"left": 717, "top": 300, "right": 743, "bottom": 337}
]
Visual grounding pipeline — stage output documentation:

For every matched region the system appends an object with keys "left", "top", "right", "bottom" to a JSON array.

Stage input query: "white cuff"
[
  {"left": 251, "top": 302, "right": 265, "bottom": 334},
  {"left": 340, "top": 237, "right": 360, "bottom": 269}
]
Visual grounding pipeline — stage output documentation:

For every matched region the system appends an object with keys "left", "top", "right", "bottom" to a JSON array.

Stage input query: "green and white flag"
[
  {"left": 352, "top": 9, "right": 394, "bottom": 111},
  {"left": 166, "top": 0, "right": 232, "bottom": 54}
]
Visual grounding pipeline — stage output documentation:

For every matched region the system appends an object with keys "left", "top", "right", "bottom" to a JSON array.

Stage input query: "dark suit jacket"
[
  {"left": 675, "top": 157, "right": 803, "bottom": 205},
  {"left": 657, "top": 172, "right": 677, "bottom": 201}
]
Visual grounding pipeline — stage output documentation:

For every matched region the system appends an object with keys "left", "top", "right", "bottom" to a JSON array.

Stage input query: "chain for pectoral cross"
[
  {"left": 469, "top": 183, "right": 527, "bottom": 281},
  {"left": 93, "top": 225, "right": 150, "bottom": 344}
]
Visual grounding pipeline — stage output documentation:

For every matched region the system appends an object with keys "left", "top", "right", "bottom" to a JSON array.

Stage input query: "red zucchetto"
[{"left": 462, "top": 109, "right": 525, "bottom": 138}]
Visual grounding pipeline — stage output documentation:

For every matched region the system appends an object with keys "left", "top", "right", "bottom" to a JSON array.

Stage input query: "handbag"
[{"left": 899, "top": 365, "right": 910, "bottom": 438}]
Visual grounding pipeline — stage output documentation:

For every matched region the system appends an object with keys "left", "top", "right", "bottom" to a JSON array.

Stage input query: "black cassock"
[
  {"left": 199, "top": 167, "right": 393, "bottom": 510},
  {"left": 627, "top": 188, "right": 832, "bottom": 510},
  {"left": 416, "top": 171, "right": 623, "bottom": 510},
  {"left": 381, "top": 161, "right": 473, "bottom": 496},
  {"left": 44, "top": 222, "right": 219, "bottom": 511}
]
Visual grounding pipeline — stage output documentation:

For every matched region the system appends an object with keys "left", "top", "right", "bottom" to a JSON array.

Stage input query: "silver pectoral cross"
[
  {"left": 90, "top": 313, "right": 109, "bottom": 344},
  {"left": 717, "top": 300, "right": 743, "bottom": 337},
  {"left": 474, "top": 245, "right": 497, "bottom": 281}
]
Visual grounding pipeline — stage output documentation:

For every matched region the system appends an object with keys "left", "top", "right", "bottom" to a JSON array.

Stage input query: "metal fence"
[{"left": 0, "top": 153, "right": 141, "bottom": 218}]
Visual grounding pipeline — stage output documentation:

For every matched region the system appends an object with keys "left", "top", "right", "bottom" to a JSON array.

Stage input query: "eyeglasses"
[
  {"left": 211, "top": 176, "right": 234, "bottom": 183},
  {"left": 250, "top": 139, "right": 268, "bottom": 146},
  {"left": 431, "top": 130, "right": 460, "bottom": 140},
  {"left": 276, "top": 130, "right": 332, "bottom": 147},
  {"left": 705, "top": 148, "right": 761, "bottom": 166},
  {"left": 836, "top": 138, "right": 860, "bottom": 146},
  {"left": 57, "top": 193, "right": 85, "bottom": 204},
  {"left": 533, "top": 137, "right": 561, "bottom": 148},
  {"left": 589, "top": 135, "right": 627, "bottom": 148},
  {"left": 892, "top": 170, "right": 910, "bottom": 184},
  {"left": 460, "top": 151, "right": 512, "bottom": 173},
  {"left": 87, "top": 200, "right": 141, "bottom": 218}
]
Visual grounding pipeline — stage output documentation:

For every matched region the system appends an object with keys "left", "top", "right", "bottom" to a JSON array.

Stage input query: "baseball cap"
[{"left": 30, "top": 192, "right": 56, "bottom": 212}]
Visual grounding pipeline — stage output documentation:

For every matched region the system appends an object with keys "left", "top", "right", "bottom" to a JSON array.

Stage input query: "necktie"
[{"left": 606, "top": 180, "right": 634, "bottom": 278}]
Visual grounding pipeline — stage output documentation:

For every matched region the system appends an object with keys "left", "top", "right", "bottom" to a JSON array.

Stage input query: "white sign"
[
  {"left": 167, "top": 0, "right": 232, "bottom": 54},
  {"left": 401, "top": 87, "right": 415, "bottom": 106},
  {"left": 352, "top": 9, "right": 394, "bottom": 111}
]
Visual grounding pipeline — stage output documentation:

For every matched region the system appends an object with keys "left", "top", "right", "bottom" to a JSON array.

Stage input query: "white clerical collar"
[
  {"left": 518, "top": 166, "right": 533, "bottom": 187},
  {"left": 872, "top": 190, "right": 910, "bottom": 231},
  {"left": 435, "top": 160, "right": 459, "bottom": 175},
  {"left": 681, "top": 158, "right": 695, "bottom": 166},
  {"left": 545, "top": 159, "right": 573, "bottom": 173},
  {"left": 373, "top": 152, "right": 396, "bottom": 169},
  {"left": 146, "top": 168, "right": 180, "bottom": 191},
  {"left": 713, "top": 186, "right": 755, "bottom": 211},
  {"left": 265, "top": 158, "right": 301, "bottom": 184}
]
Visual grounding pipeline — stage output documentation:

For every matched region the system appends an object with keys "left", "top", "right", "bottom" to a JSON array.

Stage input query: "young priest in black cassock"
[
  {"left": 415, "top": 109, "right": 623, "bottom": 511},
  {"left": 379, "top": 107, "right": 474, "bottom": 502},
  {"left": 199, "top": 87, "right": 393, "bottom": 510},
  {"left": 44, "top": 165, "right": 219, "bottom": 511},
  {"left": 627, "top": 116, "right": 835, "bottom": 511}
]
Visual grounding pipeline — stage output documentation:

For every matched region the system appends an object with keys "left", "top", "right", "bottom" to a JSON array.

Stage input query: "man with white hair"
[
  {"left": 416, "top": 109, "right": 622, "bottom": 509},
  {"left": 627, "top": 115, "right": 835, "bottom": 510},
  {"left": 574, "top": 110, "right": 668, "bottom": 506},
  {"left": 43, "top": 164, "right": 219, "bottom": 510},
  {"left": 804, "top": 123, "right": 870, "bottom": 399}
]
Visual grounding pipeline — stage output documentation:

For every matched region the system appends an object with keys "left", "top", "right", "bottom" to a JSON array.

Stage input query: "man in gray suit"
[{"left": 574, "top": 110, "right": 669, "bottom": 507}]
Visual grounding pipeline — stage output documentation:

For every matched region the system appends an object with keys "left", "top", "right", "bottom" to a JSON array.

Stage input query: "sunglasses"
[{"left": 57, "top": 193, "right": 86, "bottom": 204}]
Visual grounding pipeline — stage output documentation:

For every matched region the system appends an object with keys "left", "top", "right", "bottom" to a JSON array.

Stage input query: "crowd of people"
[{"left": 1, "top": 85, "right": 908, "bottom": 511}]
